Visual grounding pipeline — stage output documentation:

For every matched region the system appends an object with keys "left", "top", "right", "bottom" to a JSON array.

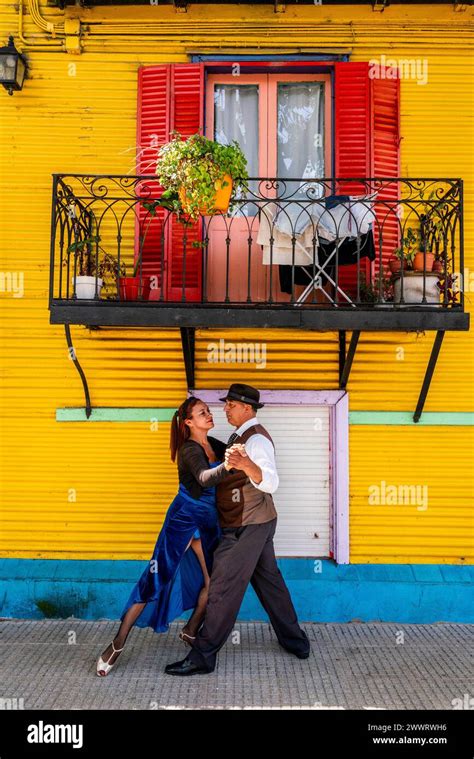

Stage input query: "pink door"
[{"left": 205, "top": 72, "right": 332, "bottom": 303}]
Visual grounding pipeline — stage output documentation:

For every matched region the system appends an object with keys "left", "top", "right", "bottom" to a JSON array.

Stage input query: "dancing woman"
[{"left": 96, "top": 396, "right": 236, "bottom": 676}]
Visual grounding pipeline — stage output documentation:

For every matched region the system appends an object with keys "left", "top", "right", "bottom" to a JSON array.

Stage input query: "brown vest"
[{"left": 216, "top": 423, "right": 278, "bottom": 528}]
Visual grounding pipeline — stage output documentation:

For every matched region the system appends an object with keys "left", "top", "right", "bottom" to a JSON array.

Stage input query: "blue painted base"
[{"left": 0, "top": 559, "right": 472, "bottom": 624}]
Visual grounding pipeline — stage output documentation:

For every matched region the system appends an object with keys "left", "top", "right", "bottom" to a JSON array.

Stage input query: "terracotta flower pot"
[
  {"left": 119, "top": 276, "right": 152, "bottom": 301},
  {"left": 178, "top": 173, "right": 233, "bottom": 216},
  {"left": 413, "top": 251, "right": 435, "bottom": 272},
  {"left": 432, "top": 259, "right": 444, "bottom": 273},
  {"left": 388, "top": 258, "right": 407, "bottom": 274}
]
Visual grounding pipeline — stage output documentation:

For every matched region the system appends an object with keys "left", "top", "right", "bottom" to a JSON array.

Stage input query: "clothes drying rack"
[{"left": 292, "top": 190, "right": 379, "bottom": 307}]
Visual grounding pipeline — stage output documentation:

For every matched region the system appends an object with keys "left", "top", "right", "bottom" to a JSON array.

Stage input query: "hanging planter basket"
[
  {"left": 178, "top": 173, "right": 233, "bottom": 216},
  {"left": 156, "top": 132, "right": 248, "bottom": 221}
]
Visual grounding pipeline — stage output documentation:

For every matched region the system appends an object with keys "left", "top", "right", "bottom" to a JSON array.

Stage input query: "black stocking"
[
  {"left": 100, "top": 602, "right": 146, "bottom": 665},
  {"left": 182, "top": 585, "right": 208, "bottom": 638}
]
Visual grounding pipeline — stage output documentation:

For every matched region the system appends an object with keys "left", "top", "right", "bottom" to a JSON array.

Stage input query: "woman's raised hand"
[{"left": 224, "top": 443, "right": 248, "bottom": 471}]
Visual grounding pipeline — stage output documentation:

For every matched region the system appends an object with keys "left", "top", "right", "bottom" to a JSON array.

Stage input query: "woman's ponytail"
[{"left": 170, "top": 396, "right": 199, "bottom": 462}]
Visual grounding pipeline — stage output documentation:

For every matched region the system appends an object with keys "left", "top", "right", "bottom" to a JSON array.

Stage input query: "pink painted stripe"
[{"left": 193, "top": 389, "right": 346, "bottom": 406}]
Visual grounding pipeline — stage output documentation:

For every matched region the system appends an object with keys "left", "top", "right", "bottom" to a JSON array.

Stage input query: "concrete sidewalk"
[{"left": 0, "top": 619, "right": 472, "bottom": 710}]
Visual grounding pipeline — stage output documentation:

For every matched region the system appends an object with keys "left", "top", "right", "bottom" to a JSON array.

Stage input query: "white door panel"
[{"left": 207, "top": 403, "right": 331, "bottom": 557}]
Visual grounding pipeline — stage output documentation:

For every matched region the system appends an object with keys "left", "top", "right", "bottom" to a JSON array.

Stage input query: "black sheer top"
[{"left": 177, "top": 435, "right": 232, "bottom": 500}]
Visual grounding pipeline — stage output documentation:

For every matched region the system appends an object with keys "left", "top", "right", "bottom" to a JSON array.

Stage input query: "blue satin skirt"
[{"left": 119, "top": 475, "right": 221, "bottom": 634}]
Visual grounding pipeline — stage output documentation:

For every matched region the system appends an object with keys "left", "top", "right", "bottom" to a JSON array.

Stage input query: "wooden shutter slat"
[
  {"left": 334, "top": 62, "right": 372, "bottom": 293},
  {"left": 334, "top": 61, "right": 401, "bottom": 297},
  {"left": 371, "top": 75, "right": 401, "bottom": 276},
  {"left": 136, "top": 65, "right": 170, "bottom": 300},
  {"left": 167, "top": 63, "right": 204, "bottom": 302}
]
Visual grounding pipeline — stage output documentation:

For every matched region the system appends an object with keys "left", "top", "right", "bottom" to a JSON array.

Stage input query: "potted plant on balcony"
[
  {"left": 413, "top": 238, "right": 435, "bottom": 273},
  {"left": 388, "top": 228, "right": 417, "bottom": 274},
  {"left": 432, "top": 252, "right": 445, "bottom": 274},
  {"left": 413, "top": 189, "right": 450, "bottom": 272},
  {"left": 390, "top": 209, "right": 447, "bottom": 305},
  {"left": 155, "top": 131, "right": 248, "bottom": 220},
  {"left": 118, "top": 261, "right": 152, "bottom": 301},
  {"left": 359, "top": 271, "right": 394, "bottom": 307},
  {"left": 117, "top": 197, "right": 182, "bottom": 301},
  {"left": 66, "top": 235, "right": 126, "bottom": 300},
  {"left": 391, "top": 270, "right": 442, "bottom": 306}
]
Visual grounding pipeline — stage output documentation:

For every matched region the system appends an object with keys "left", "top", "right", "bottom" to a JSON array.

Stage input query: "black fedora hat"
[{"left": 219, "top": 383, "right": 264, "bottom": 409}]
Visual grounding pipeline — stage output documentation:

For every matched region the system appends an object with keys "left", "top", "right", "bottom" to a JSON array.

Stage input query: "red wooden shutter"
[
  {"left": 136, "top": 65, "right": 170, "bottom": 301},
  {"left": 370, "top": 73, "right": 401, "bottom": 277},
  {"left": 334, "top": 61, "right": 400, "bottom": 296},
  {"left": 167, "top": 64, "right": 204, "bottom": 302},
  {"left": 136, "top": 63, "right": 204, "bottom": 302},
  {"left": 334, "top": 62, "right": 371, "bottom": 193}
]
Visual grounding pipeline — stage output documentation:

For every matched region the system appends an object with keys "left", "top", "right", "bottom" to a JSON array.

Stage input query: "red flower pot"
[
  {"left": 119, "top": 276, "right": 151, "bottom": 301},
  {"left": 388, "top": 258, "right": 407, "bottom": 274}
]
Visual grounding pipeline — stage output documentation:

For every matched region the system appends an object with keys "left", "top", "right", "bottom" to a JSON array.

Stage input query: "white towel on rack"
[
  {"left": 313, "top": 196, "right": 377, "bottom": 242},
  {"left": 257, "top": 194, "right": 379, "bottom": 265},
  {"left": 257, "top": 203, "right": 319, "bottom": 265}
]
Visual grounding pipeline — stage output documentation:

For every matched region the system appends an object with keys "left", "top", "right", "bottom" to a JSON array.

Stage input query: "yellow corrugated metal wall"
[{"left": 0, "top": 2, "right": 473, "bottom": 563}]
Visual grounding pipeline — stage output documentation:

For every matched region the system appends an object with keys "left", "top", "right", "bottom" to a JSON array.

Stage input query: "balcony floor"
[{"left": 49, "top": 300, "right": 470, "bottom": 332}]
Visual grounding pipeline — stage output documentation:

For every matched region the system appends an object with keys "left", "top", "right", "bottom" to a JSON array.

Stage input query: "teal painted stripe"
[
  {"left": 349, "top": 411, "right": 474, "bottom": 426},
  {"left": 1, "top": 559, "right": 472, "bottom": 623},
  {"left": 56, "top": 408, "right": 474, "bottom": 425},
  {"left": 56, "top": 407, "right": 177, "bottom": 422}
]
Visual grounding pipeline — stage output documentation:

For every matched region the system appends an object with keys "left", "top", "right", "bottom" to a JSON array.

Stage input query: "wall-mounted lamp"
[{"left": 0, "top": 37, "right": 27, "bottom": 96}]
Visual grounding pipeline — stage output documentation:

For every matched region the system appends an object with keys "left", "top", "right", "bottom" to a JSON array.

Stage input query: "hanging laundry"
[
  {"left": 257, "top": 203, "right": 319, "bottom": 266},
  {"left": 313, "top": 197, "right": 377, "bottom": 241},
  {"left": 319, "top": 227, "right": 376, "bottom": 265},
  {"left": 258, "top": 195, "right": 378, "bottom": 276},
  {"left": 278, "top": 228, "right": 375, "bottom": 295},
  {"left": 324, "top": 194, "right": 351, "bottom": 210}
]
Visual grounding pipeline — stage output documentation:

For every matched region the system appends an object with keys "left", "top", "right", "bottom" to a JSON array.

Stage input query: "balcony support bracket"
[
  {"left": 339, "top": 330, "right": 360, "bottom": 389},
  {"left": 338, "top": 330, "right": 346, "bottom": 385},
  {"left": 413, "top": 330, "right": 445, "bottom": 423},
  {"left": 64, "top": 324, "right": 92, "bottom": 419},
  {"left": 180, "top": 327, "right": 196, "bottom": 391}
]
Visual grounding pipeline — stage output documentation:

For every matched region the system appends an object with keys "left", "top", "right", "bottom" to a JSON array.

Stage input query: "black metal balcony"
[{"left": 49, "top": 174, "right": 468, "bottom": 333}]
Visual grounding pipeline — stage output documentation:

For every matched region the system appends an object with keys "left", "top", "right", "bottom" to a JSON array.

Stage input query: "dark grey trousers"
[{"left": 187, "top": 517, "right": 310, "bottom": 671}]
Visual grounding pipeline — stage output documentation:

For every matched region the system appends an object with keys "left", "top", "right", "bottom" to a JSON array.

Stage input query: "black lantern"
[{"left": 0, "top": 37, "right": 27, "bottom": 95}]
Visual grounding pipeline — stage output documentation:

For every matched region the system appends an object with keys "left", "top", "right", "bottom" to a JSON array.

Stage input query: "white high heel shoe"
[
  {"left": 178, "top": 631, "right": 196, "bottom": 646},
  {"left": 96, "top": 641, "right": 125, "bottom": 677}
]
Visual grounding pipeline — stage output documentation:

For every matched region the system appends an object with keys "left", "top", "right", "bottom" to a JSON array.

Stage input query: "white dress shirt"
[{"left": 232, "top": 417, "right": 279, "bottom": 495}]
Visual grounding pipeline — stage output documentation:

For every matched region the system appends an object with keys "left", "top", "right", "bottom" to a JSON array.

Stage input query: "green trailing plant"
[{"left": 155, "top": 131, "right": 248, "bottom": 219}]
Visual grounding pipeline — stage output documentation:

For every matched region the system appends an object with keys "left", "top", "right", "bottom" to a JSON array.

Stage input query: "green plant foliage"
[
  {"left": 393, "top": 227, "right": 418, "bottom": 266},
  {"left": 65, "top": 235, "right": 126, "bottom": 296},
  {"left": 156, "top": 131, "right": 248, "bottom": 219}
]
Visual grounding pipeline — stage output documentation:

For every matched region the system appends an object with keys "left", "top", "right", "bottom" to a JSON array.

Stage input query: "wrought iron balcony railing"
[{"left": 49, "top": 174, "right": 467, "bottom": 331}]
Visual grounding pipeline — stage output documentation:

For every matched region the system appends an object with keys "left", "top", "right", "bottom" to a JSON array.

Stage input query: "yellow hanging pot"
[{"left": 178, "top": 173, "right": 233, "bottom": 216}]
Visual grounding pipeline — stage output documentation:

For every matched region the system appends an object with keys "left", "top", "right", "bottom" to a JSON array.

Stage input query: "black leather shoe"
[
  {"left": 294, "top": 650, "right": 310, "bottom": 659},
  {"left": 165, "top": 657, "right": 213, "bottom": 676},
  {"left": 280, "top": 644, "right": 310, "bottom": 659}
]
